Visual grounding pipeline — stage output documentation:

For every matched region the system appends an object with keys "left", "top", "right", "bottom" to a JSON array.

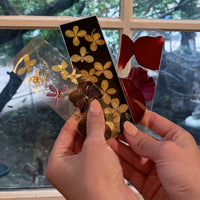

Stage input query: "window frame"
[{"left": 0, "top": 0, "right": 199, "bottom": 199}]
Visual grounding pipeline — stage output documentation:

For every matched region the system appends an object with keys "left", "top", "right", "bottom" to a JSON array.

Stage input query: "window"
[{"left": 0, "top": 0, "right": 200, "bottom": 199}]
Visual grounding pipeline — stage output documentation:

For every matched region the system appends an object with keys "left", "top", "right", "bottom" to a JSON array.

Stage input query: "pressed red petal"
[
  {"left": 54, "top": 98, "right": 58, "bottom": 107},
  {"left": 58, "top": 94, "right": 65, "bottom": 100},
  {"left": 118, "top": 34, "right": 135, "bottom": 71},
  {"left": 119, "top": 78, "right": 146, "bottom": 124},
  {"left": 58, "top": 86, "right": 67, "bottom": 93},
  {"left": 133, "top": 36, "right": 164, "bottom": 70},
  {"left": 49, "top": 85, "right": 57, "bottom": 92},
  {"left": 46, "top": 92, "right": 56, "bottom": 97},
  {"left": 127, "top": 67, "right": 155, "bottom": 102}
]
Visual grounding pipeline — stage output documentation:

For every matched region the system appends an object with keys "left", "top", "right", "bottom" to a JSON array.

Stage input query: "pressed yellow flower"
[
  {"left": 51, "top": 60, "right": 69, "bottom": 80},
  {"left": 71, "top": 47, "right": 94, "bottom": 63},
  {"left": 104, "top": 98, "right": 128, "bottom": 123},
  {"left": 17, "top": 54, "right": 36, "bottom": 75},
  {"left": 65, "top": 25, "right": 86, "bottom": 46},
  {"left": 85, "top": 30, "right": 105, "bottom": 51},
  {"left": 68, "top": 68, "right": 81, "bottom": 84},
  {"left": 94, "top": 61, "right": 113, "bottom": 79},
  {"left": 29, "top": 70, "right": 45, "bottom": 86},
  {"left": 100, "top": 80, "right": 116, "bottom": 104},
  {"left": 81, "top": 68, "right": 98, "bottom": 83}
]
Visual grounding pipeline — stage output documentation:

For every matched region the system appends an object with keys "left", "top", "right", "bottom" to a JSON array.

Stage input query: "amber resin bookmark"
[{"left": 60, "top": 16, "right": 133, "bottom": 138}]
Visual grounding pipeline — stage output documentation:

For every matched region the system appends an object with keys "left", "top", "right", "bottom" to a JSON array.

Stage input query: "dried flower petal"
[
  {"left": 69, "top": 81, "right": 102, "bottom": 113},
  {"left": 29, "top": 70, "right": 45, "bottom": 86},
  {"left": 65, "top": 25, "right": 86, "bottom": 46},
  {"left": 94, "top": 61, "right": 113, "bottom": 79},
  {"left": 46, "top": 85, "right": 66, "bottom": 107},
  {"left": 17, "top": 54, "right": 36, "bottom": 75},
  {"left": 119, "top": 78, "right": 146, "bottom": 124},
  {"left": 134, "top": 36, "right": 165, "bottom": 70},
  {"left": 51, "top": 60, "right": 69, "bottom": 80},
  {"left": 118, "top": 34, "right": 164, "bottom": 71},
  {"left": 81, "top": 69, "right": 98, "bottom": 83},
  {"left": 127, "top": 67, "right": 155, "bottom": 102},
  {"left": 118, "top": 34, "right": 135, "bottom": 71},
  {"left": 85, "top": 30, "right": 105, "bottom": 51},
  {"left": 101, "top": 80, "right": 116, "bottom": 104},
  {"left": 71, "top": 47, "right": 94, "bottom": 63}
]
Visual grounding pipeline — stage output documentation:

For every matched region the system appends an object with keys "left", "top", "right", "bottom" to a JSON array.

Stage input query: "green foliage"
[{"left": 133, "top": 0, "right": 200, "bottom": 19}]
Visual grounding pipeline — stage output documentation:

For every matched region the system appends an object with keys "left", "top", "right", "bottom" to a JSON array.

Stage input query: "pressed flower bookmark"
[
  {"left": 11, "top": 37, "right": 80, "bottom": 121},
  {"left": 60, "top": 16, "right": 133, "bottom": 138},
  {"left": 118, "top": 34, "right": 165, "bottom": 124}
]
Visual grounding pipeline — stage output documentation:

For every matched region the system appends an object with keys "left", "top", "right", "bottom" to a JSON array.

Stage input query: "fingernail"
[
  {"left": 89, "top": 99, "right": 102, "bottom": 115},
  {"left": 124, "top": 121, "right": 137, "bottom": 136}
]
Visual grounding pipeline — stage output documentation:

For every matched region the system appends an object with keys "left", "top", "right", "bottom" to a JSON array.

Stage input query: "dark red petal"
[
  {"left": 127, "top": 67, "right": 155, "bottom": 102},
  {"left": 46, "top": 92, "right": 55, "bottom": 97},
  {"left": 58, "top": 94, "right": 65, "bottom": 100},
  {"left": 58, "top": 86, "right": 67, "bottom": 92},
  {"left": 118, "top": 34, "right": 135, "bottom": 71},
  {"left": 134, "top": 36, "right": 164, "bottom": 70},
  {"left": 54, "top": 98, "right": 58, "bottom": 107},
  {"left": 49, "top": 85, "right": 57, "bottom": 92},
  {"left": 119, "top": 78, "right": 146, "bottom": 124}
]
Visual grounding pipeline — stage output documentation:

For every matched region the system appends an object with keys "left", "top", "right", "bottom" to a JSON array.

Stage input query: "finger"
[
  {"left": 141, "top": 110, "right": 197, "bottom": 148},
  {"left": 52, "top": 112, "right": 81, "bottom": 155},
  {"left": 124, "top": 121, "right": 162, "bottom": 161},
  {"left": 86, "top": 100, "right": 105, "bottom": 140},
  {"left": 108, "top": 138, "right": 153, "bottom": 175},
  {"left": 141, "top": 110, "right": 183, "bottom": 138}
]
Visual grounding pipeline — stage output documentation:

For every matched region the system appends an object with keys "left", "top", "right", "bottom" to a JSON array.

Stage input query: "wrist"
[{"left": 85, "top": 181, "right": 130, "bottom": 200}]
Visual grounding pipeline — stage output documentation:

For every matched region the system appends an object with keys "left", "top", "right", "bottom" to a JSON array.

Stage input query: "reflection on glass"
[
  {"left": 0, "top": 0, "right": 120, "bottom": 17},
  {"left": 133, "top": 0, "right": 200, "bottom": 20},
  {"left": 133, "top": 31, "right": 200, "bottom": 144},
  {"left": 0, "top": 28, "right": 118, "bottom": 188}
]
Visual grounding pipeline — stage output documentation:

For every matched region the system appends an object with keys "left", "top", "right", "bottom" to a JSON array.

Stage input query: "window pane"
[
  {"left": 133, "top": 0, "right": 200, "bottom": 19},
  {"left": 0, "top": 28, "right": 118, "bottom": 188},
  {"left": 0, "top": 0, "right": 120, "bottom": 17},
  {"left": 132, "top": 31, "right": 200, "bottom": 144}
]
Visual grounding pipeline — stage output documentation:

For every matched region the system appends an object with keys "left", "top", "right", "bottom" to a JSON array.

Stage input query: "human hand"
[
  {"left": 108, "top": 110, "right": 200, "bottom": 200},
  {"left": 45, "top": 100, "right": 139, "bottom": 200}
]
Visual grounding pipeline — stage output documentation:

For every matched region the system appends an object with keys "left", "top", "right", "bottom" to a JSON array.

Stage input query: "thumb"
[
  {"left": 124, "top": 121, "right": 162, "bottom": 161},
  {"left": 86, "top": 100, "right": 105, "bottom": 139}
]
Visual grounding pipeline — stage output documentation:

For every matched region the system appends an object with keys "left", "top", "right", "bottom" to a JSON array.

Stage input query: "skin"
[{"left": 46, "top": 100, "right": 200, "bottom": 200}]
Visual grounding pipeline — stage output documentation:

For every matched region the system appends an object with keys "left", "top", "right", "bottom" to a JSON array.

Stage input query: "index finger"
[{"left": 140, "top": 110, "right": 182, "bottom": 138}]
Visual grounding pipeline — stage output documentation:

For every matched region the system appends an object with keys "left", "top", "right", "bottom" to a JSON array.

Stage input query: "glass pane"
[
  {"left": 0, "top": 28, "right": 118, "bottom": 188},
  {"left": 133, "top": 31, "right": 200, "bottom": 144},
  {"left": 0, "top": 0, "right": 120, "bottom": 17},
  {"left": 133, "top": 0, "right": 200, "bottom": 19}
]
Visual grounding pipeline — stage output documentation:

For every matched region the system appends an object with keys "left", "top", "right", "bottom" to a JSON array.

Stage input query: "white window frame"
[{"left": 0, "top": 0, "right": 199, "bottom": 199}]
